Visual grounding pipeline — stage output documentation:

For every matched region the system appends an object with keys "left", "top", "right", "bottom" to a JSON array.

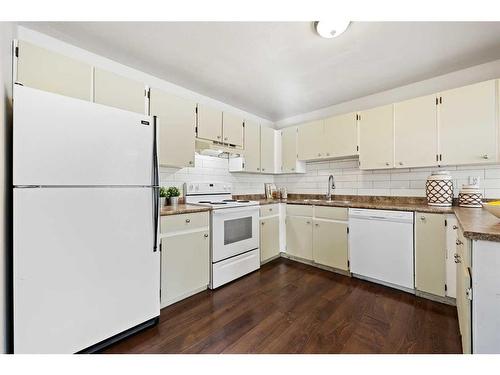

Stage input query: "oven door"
[{"left": 212, "top": 206, "right": 260, "bottom": 262}]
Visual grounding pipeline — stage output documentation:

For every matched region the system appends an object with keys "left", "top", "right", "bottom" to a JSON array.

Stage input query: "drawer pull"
[
  {"left": 204, "top": 233, "right": 208, "bottom": 238},
  {"left": 185, "top": 218, "right": 191, "bottom": 223}
]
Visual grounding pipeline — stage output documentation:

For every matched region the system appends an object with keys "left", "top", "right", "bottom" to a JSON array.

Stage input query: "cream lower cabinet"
[
  {"left": 260, "top": 205, "right": 280, "bottom": 263},
  {"left": 94, "top": 68, "right": 146, "bottom": 114},
  {"left": 281, "top": 126, "right": 306, "bottom": 173},
  {"left": 286, "top": 205, "right": 313, "bottom": 260},
  {"left": 150, "top": 88, "right": 196, "bottom": 168},
  {"left": 358, "top": 104, "right": 394, "bottom": 170},
  {"left": 16, "top": 40, "right": 93, "bottom": 101},
  {"left": 415, "top": 212, "right": 446, "bottom": 297},
  {"left": 160, "top": 212, "right": 210, "bottom": 308},
  {"left": 312, "top": 219, "right": 348, "bottom": 271},
  {"left": 439, "top": 80, "right": 497, "bottom": 166},
  {"left": 456, "top": 226, "right": 472, "bottom": 353}
]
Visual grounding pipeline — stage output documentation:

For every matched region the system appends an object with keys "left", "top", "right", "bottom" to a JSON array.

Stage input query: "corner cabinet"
[
  {"left": 150, "top": 88, "right": 196, "bottom": 168},
  {"left": 414, "top": 212, "right": 446, "bottom": 297},
  {"left": 439, "top": 80, "right": 497, "bottom": 166},
  {"left": 160, "top": 212, "right": 210, "bottom": 308},
  {"left": 281, "top": 126, "right": 306, "bottom": 173},
  {"left": 93, "top": 68, "right": 146, "bottom": 114},
  {"left": 15, "top": 40, "right": 93, "bottom": 101},
  {"left": 358, "top": 104, "right": 394, "bottom": 170}
]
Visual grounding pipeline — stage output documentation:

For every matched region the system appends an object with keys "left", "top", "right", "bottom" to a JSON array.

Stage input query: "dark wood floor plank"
[{"left": 102, "top": 258, "right": 461, "bottom": 354}]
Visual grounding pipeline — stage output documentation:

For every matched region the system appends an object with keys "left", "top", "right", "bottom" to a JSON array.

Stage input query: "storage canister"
[{"left": 425, "top": 171, "right": 453, "bottom": 207}]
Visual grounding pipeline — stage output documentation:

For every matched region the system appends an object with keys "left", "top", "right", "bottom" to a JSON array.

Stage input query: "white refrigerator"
[{"left": 13, "top": 85, "right": 161, "bottom": 353}]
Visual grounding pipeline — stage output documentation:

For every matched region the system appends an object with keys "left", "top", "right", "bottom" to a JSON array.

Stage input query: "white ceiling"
[{"left": 21, "top": 22, "right": 500, "bottom": 121}]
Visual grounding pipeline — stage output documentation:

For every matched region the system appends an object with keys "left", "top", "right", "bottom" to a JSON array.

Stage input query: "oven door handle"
[{"left": 212, "top": 206, "right": 260, "bottom": 216}]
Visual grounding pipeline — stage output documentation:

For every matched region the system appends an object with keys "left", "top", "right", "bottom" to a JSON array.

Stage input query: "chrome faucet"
[{"left": 326, "top": 175, "right": 335, "bottom": 201}]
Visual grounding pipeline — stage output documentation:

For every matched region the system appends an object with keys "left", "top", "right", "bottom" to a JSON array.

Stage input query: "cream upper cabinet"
[
  {"left": 324, "top": 112, "right": 358, "bottom": 158},
  {"left": 243, "top": 120, "right": 261, "bottom": 173},
  {"left": 222, "top": 112, "right": 244, "bottom": 147},
  {"left": 150, "top": 88, "right": 196, "bottom": 168},
  {"left": 286, "top": 215, "right": 313, "bottom": 260},
  {"left": 439, "top": 80, "right": 497, "bottom": 166},
  {"left": 394, "top": 95, "right": 438, "bottom": 168},
  {"left": 94, "top": 68, "right": 146, "bottom": 114},
  {"left": 281, "top": 126, "right": 306, "bottom": 173},
  {"left": 312, "top": 219, "right": 348, "bottom": 271},
  {"left": 260, "top": 126, "right": 276, "bottom": 173},
  {"left": 260, "top": 216, "right": 280, "bottom": 262},
  {"left": 415, "top": 212, "right": 446, "bottom": 297},
  {"left": 196, "top": 104, "right": 223, "bottom": 142},
  {"left": 358, "top": 104, "right": 394, "bottom": 170},
  {"left": 297, "top": 120, "right": 324, "bottom": 160},
  {"left": 16, "top": 40, "right": 92, "bottom": 101}
]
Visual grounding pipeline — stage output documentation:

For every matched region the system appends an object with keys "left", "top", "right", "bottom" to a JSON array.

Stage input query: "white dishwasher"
[{"left": 349, "top": 208, "right": 414, "bottom": 290}]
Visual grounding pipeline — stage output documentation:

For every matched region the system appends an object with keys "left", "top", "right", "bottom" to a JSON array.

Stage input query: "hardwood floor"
[{"left": 102, "top": 258, "right": 462, "bottom": 354}]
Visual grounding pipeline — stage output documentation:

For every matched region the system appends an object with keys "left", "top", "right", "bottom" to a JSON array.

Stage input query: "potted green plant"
[
  {"left": 166, "top": 186, "right": 181, "bottom": 207},
  {"left": 159, "top": 187, "right": 168, "bottom": 207}
]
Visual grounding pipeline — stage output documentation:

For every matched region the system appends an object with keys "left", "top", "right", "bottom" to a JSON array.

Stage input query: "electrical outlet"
[{"left": 468, "top": 176, "right": 480, "bottom": 186}]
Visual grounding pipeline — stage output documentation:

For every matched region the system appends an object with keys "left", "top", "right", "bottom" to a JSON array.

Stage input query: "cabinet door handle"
[
  {"left": 482, "top": 154, "right": 489, "bottom": 159},
  {"left": 261, "top": 222, "right": 265, "bottom": 226},
  {"left": 306, "top": 221, "right": 311, "bottom": 224},
  {"left": 189, "top": 160, "right": 193, "bottom": 165},
  {"left": 224, "top": 137, "right": 228, "bottom": 141},
  {"left": 315, "top": 223, "right": 319, "bottom": 227},
  {"left": 385, "top": 162, "right": 390, "bottom": 166},
  {"left": 262, "top": 168, "right": 265, "bottom": 171},
  {"left": 204, "top": 233, "right": 209, "bottom": 238},
  {"left": 420, "top": 216, "right": 426, "bottom": 221},
  {"left": 453, "top": 225, "right": 458, "bottom": 230},
  {"left": 257, "top": 168, "right": 260, "bottom": 171},
  {"left": 456, "top": 239, "right": 463, "bottom": 246},
  {"left": 399, "top": 162, "right": 403, "bottom": 166},
  {"left": 185, "top": 218, "right": 191, "bottom": 223},
  {"left": 216, "top": 135, "right": 221, "bottom": 139}
]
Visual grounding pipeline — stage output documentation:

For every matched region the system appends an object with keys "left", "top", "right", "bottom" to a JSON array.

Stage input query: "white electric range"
[{"left": 184, "top": 182, "right": 261, "bottom": 288}]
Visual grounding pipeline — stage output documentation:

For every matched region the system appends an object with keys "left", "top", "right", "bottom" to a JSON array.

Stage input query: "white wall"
[
  {"left": 275, "top": 58, "right": 500, "bottom": 127},
  {"left": 0, "top": 21, "right": 16, "bottom": 354}
]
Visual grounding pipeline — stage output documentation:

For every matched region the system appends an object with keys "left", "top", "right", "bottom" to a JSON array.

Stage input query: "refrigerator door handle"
[{"left": 152, "top": 116, "right": 160, "bottom": 252}]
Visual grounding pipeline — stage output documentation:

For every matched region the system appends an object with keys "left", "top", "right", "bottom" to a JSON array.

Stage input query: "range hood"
[{"left": 195, "top": 139, "right": 242, "bottom": 159}]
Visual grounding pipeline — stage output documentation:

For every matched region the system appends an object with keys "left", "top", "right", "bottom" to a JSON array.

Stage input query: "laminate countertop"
[
  {"left": 160, "top": 204, "right": 211, "bottom": 216},
  {"left": 234, "top": 194, "right": 500, "bottom": 242}
]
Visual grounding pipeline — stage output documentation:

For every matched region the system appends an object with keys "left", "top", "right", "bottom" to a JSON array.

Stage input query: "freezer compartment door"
[
  {"left": 13, "top": 85, "right": 155, "bottom": 186},
  {"left": 14, "top": 187, "right": 160, "bottom": 353}
]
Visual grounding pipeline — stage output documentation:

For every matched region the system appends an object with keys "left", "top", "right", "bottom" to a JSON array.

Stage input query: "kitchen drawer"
[
  {"left": 286, "top": 204, "right": 313, "bottom": 217},
  {"left": 314, "top": 206, "right": 348, "bottom": 221},
  {"left": 161, "top": 212, "right": 209, "bottom": 234},
  {"left": 260, "top": 204, "right": 279, "bottom": 217}
]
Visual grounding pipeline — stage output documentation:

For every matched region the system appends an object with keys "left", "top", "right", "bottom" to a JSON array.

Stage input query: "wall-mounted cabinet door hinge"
[
  {"left": 195, "top": 106, "right": 198, "bottom": 114},
  {"left": 445, "top": 284, "right": 447, "bottom": 292},
  {"left": 440, "top": 96, "right": 443, "bottom": 104},
  {"left": 445, "top": 219, "right": 447, "bottom": 227},
  {"left": 436, "top": 97, "right": 439, "bottom": 105},
  {"left": 466, "top": 287, "right": 473, "bottom": 301},
  {"left": 15, "top": 46, "right": 19, "bottom": 57},
  {"left": 347, "top": 227, "right": 349, "bottom": 234},
  {"left": 356, "top": 145, "right": 359, "bottom": 152},
  {"left": 347, "top": 260, "right": 350, "bottom": 268},
  {"left": 144, "top": 89, "right": 150, "bottom": 98}
]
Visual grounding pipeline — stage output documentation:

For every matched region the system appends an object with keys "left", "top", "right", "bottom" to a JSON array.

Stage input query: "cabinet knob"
[
  {"left": 189, "top": 160, "right": 193, "bottom": 165},
  {"left": 318, "top": 153, "right": 322, "bottom": 157},
  {"left": 482, "top": 154, "right": 489, "bottom": 159},
  {"left": 315, "top": 223, "right": 319, "bottom": 227},
  {"left": 185, "top": 218, "right": 191, "bottom": 223},
  {"left": 204, "top": 233, "right": 209, "bottom": 238},
  {"left": 453, "top": 225, "right": 458, "bottom": 230},
  {"left": 326, "top": 153, "right": 330, "bottom": 156},
  {"left": 224, "top": 137, "right": 228, "bottom": 141},
  {"left": 261, "top": 222, "right": 265, "bottom": 226},
  {"left": 291, "top": 168, "right": 295, "bottom": 171},
  {"left": 262, "top": 168, "right": 265, "bottom": 171},
  {"left": 216, "top": 136, "right": 221, "bottom": 139},
  {"left": 385, "top": 162, "right": 390, "bottom": 166},
  {"left": 420, "top": 216, "right": 426, "bottom": 221},
  {"left": 399, "top": 162, "right": 403, "bottom": 166},
  {"left": 306, "top": 221, "right": 311, "bottom": 224},
  {"left": 456, "top": 239, "right": 463, "bottom": 246},
  {"left": 257, "top": 168, "right": 260, "bottom": 171}
]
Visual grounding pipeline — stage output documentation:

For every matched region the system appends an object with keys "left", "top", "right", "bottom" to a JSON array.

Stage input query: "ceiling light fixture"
[{"left": 314, "top": 21, "right": 350, "bottom": 39}]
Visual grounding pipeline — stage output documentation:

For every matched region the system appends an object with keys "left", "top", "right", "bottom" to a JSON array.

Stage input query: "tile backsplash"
[
  {"left": 159, "top": 154, "right": 274, "bottom": 196},
  {"left": 274, "top": 159, "right": 500, "bottom": 199},
  {"left": 160, "top": 154, "right": 500, "bottom": 199}
]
